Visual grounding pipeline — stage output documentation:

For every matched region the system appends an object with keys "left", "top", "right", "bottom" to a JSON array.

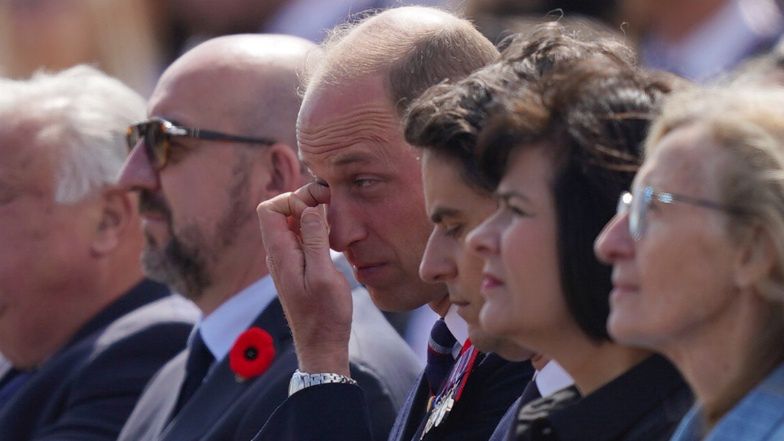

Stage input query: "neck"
[
  {"left": 662, "top": 290, "right": 784, "bottom": 424},
  {"left": 537, "top": 327, "right": 650, "bottom": 395},
  {"left": 195, "top": 247, "right": 269, "bottom": 317},
  {"left": 27, "top": 256, "right": 141, "bottom": 369}
]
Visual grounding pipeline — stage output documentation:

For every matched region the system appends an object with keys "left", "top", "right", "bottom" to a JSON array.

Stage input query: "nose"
[
  {"left": 594, "top": 212, "right": 634, "bottom": 265},
  {"left": 116, "top": 143, "right": 159, "bottom": 192},
  {"left": 467, "top": 212, "right": 500, "bottom": 259},
  {"left": 326, "top": 195, "right": 368, "bottom": 252},
  {"left": 419, "top": 229, "right": 457, "bottom": 284}
]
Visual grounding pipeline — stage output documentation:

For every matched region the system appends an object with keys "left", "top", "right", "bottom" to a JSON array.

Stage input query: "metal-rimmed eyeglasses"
[{"left": 617, "top": 186, "right": 745, "bottom": 240}]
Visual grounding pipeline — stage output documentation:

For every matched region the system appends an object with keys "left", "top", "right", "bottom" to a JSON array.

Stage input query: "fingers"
[
  {"left": 300, "top": 206, "right": 337, "bottom": 292},
  {"left": 259, "top": 182, "right": 330, "bottom": 218},
  {"left": 258, "top": 195, "right": 304, "bottom": 284}
]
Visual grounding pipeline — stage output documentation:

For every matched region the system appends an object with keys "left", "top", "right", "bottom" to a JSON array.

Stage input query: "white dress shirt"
[
  {"left": 535, "top": 360, "right": 574, "bottom": 397},
  {"left": 191, "top": 276, "right": 277, "bottom": 374}
]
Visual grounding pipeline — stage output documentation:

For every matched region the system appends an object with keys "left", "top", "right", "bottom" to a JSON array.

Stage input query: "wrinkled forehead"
[
  {"left": 297, "top": 78, "right": 407, "bottom": 176},
  {"left": 637, "top": 124, "right": 724, "bottom": 195}
]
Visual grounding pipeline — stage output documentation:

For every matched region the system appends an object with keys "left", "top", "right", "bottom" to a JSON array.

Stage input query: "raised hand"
[{"left": 257, "top": 183, "right": 353, "bottom": 376}]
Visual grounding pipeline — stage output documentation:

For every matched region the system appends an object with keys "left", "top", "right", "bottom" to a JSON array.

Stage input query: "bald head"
[
  {"left": 155, "top": 34, "right": 318, "bottom": 148},
  {"left": 118, "top": 34, "right": 318, "bottom": 311},
  {"left": 304, "top": 6, "right": 498, "bottom": 116}
]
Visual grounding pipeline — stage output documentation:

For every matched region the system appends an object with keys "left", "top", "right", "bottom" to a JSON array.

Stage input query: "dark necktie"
[
  {"left": 172, "top": 331, "right": 214, "bottom": 417},
  {"left": 519, "top": 379, "right": 541, "bottom": 406},
  {"left": 424, "top": 318, "right": 457, "bottom": 394}
]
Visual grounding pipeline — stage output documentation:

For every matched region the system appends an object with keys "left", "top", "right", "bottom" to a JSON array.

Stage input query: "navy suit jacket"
[
  {"left": 118, "top": 287, "right": 420, "bottom": 441},
  {"left": 0, "top": 280, "right": 198, "bottom": 441},
  {"left": 255, "top": 350, "right": 533, "bottom": 441}
]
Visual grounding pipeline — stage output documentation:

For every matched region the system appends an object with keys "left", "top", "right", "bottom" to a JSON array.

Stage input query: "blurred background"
[{"left": 2, "top": 0, "right": 781, "bottom": 96}]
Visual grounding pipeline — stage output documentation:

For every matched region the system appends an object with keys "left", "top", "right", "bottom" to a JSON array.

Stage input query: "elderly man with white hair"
[{"left": 0, "top": 66, "right": 198, "bottom": 441}]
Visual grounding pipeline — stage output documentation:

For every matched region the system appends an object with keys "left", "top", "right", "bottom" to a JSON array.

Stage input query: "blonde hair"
[
  {"left": 646, "top": 85, "right": 784, "bottom": 424},
  {"left": 647, "top": 86, "right": 784, "bottom": 301}
]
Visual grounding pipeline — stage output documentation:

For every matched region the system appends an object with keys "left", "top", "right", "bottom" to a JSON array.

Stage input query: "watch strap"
[{"left": 289, "top": 369, "right": 357, "bottom": 396}]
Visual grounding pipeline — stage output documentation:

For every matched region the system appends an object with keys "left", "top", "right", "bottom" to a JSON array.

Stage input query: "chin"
[
  {"left": 367, "top": 285, "right": 427, "bottom": 313},
  {"left": 469, "top": 332, "right": 499, "bottom": 354},
  {"left": 607, "top": 312, "right": 656, "bottom": 350}
]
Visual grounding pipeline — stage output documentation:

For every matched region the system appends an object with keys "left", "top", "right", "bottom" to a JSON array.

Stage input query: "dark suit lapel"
[
  {"left": 120, "top": 353, "right": 186, "bottom": 441},
  {"left": 388, "top": 372, "right": 430, "bottom": 441},
  {"left": 160, "top": 299, "right": 291, "bottom": 441}
]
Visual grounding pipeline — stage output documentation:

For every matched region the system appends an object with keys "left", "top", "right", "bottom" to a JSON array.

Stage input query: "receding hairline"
[{"left": 301, "top": 6, "right": 498, "bottom": 109}]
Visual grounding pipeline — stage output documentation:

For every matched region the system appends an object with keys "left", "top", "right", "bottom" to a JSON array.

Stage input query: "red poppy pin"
[{"left": 229, "top": 327, "right": 276, "bottom": 382}]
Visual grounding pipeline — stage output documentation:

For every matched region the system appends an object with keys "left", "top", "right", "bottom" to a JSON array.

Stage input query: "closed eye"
[{"left": 443, "top": 223, "right": 464, "bottom": 239}]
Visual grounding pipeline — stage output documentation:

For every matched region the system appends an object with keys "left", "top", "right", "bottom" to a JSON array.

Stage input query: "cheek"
[
  {"left": 492, "top": 222, "right": 568, "bottom": 339},
  {"left": 503, "top": 229, "right": 559, "bottom": 312},
  {"left": 369, "top": 195, "right": 431, "bottom": 267},
  {"left": 614, "top": 227, "right": 737, "bottom": 347},
  {"left": 458, "top": 252, "right": 485, "bottom": 300}
]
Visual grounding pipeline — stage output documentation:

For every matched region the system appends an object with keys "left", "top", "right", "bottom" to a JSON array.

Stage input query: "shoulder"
[
  {"left": 709, "top": 364, "right": 784, "bottom": 440},
  {"left": 93, "top": 294, "right": 198, "bottom": 353},
  {"left": 347, "top": 286, "right": 420, "bottom": 378}
]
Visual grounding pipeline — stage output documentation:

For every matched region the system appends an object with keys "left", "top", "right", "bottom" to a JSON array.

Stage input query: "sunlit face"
[
  {"left": 420, "top": 151, "right": 530, "bottom": 359},
  {"left": 595, "top": 124, "right": 742, "bottom": 351},
  {"left": 117, "top": 65, "right": 262, "bottom": 303},
  {"left": 468, "top": 148, "right": 573, "bottom": 353},
  {"left": 0, "top": 124, "right": 98, "bottom": 367},
  {"left": 297, "top": 75, "right": 445, "bottom": 312}
]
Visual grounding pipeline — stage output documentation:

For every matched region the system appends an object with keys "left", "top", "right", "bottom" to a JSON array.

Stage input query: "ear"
[
  {"left": 260, "top": 143, "right": 302, "bottom": 197},
  {"left": 90, "top": 188, "right": 133, "bottom": 256},
  {"left": 734, "top": 224, "right": 776, "bottom": 290}
]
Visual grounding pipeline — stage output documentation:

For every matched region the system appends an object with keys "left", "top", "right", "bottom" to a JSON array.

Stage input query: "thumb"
[{"left": 300, "top": 205, "right": 333, "bottom": 273}]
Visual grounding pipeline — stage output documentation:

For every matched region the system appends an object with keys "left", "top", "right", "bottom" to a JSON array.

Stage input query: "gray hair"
[{"left": 0, "top": 65, "right": 146, "bottom": 204}]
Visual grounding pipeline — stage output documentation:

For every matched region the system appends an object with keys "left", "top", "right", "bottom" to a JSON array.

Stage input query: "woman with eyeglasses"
[
  {"left": 596, "top": 86, "right": 784, "bottom": 440},
  {"left": 466, "top": 35, "right": 693, "bottom": 440}
]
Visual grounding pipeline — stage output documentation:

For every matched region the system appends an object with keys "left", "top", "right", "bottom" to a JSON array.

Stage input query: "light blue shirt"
[
  {"left": 190, "top": 276, "right": 277, "bottom": 374},
  {"left": 670, "top": 362, "right": 784, "bottom": 441}
]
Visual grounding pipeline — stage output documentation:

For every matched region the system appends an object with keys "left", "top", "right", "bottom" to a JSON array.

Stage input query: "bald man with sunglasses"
[{"left": 116, "top": 34, "right": 419, "bottom": 441}]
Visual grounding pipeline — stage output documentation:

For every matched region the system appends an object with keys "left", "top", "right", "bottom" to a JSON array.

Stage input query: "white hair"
[{"left": 0, "top": 65, "right": 146, "bottom": 204}]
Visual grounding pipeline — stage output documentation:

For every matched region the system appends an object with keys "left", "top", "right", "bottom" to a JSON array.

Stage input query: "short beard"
[
  {"left": 141, "top": 225, "right": 212, "bottom": 300},
  {"left": 139, "top": 152, "right": 253, "bottom": 301}
]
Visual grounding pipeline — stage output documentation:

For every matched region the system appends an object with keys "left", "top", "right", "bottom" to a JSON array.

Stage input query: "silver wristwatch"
[{"left": 288, "top": 369, "right": 358, "bottom": 396}]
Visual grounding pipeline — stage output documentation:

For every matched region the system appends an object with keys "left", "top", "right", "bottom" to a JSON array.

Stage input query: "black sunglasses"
[{"left": 126, "top": 117, "right": 276, "bottom": 170}]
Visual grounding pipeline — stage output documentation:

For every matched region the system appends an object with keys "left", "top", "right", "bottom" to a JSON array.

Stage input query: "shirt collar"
[
  {"left": 192, "top": 276, "right": 276, "bottom": 363},
  {"left": 536, "top": 360, "right": 575, "bottom": 397},
  {"left": 675, "top": 361, "right": 784, "bottom": 441},
  {"left": 443, "top": 306, "right": 469, "bottom": 357}
]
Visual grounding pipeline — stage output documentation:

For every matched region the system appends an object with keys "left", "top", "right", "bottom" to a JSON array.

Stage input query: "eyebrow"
[
  {"left": 302, "top": 152, "right": 376, "bottom": 171},
  {"left": 331, "top": 152, "right": 377, "bottom": 167},
  {"left": 429, "top": 206, "right": 461, "bottom": 224}
]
